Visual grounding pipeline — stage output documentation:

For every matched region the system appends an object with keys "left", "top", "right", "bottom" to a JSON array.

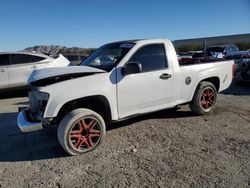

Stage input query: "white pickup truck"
[{"left": 17, "top": 39, "right": 234, "bottom": 155}]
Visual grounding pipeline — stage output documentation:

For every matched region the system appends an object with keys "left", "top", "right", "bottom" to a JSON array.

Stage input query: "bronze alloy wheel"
[
  {"left": 200, "top": 87, "right": 215, "bottom": 111},
  {"left": 57, "top": 108, "right": 106, "bottom": 155},
  {"left": 68, "top": 117, "right": 102, "bottom": 152},
  {"left": 189, "top": 81, "right": 217, "bottom": 115}
]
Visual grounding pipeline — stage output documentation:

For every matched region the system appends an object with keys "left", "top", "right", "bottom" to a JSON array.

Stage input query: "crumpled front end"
[
  {"left": 17, "top": 109, "right": 43, "bottom": 132},
  {"left": 17, "top": 90, "right": 51, "bottom": 132}
]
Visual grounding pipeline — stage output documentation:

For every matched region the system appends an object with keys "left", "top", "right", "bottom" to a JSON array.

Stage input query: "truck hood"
[{"left": 28, "top": 66, "right": 106, "bottom": 86}]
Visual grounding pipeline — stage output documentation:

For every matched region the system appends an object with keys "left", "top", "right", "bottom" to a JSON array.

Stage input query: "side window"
[
  {"left": 10, "top": 54, "right": 32, "bottom": 65},
  {"left": 0, "top": 55, "right": 10, "bottom": 66},
  {"left": 31, "top": 55, "right": 46, "bottom": 62},
  {"left": 129, "top": 44, "right": 168, "bottom": 72}
]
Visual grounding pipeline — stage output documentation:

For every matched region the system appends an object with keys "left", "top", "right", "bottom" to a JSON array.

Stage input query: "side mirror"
[{"left": 121, "top": 62, "right": 142, "bottom": 76}]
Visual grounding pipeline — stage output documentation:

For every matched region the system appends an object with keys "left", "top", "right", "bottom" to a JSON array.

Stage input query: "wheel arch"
[
  {"left": 200, "top": 76, "right": 220, "bottom": 92},
  {"left": 54, "top": 95, "right": 112, "bottom": 125},
  {"left": 190, "top": 76, "right": 220, "bottom": 102}
]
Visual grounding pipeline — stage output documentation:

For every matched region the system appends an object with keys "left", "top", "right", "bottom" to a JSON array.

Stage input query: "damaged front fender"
[{"left": 28, "top": 64, "right": 106, "bottom": 87}]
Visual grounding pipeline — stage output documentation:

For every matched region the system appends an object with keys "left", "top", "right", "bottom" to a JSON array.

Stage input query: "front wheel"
[
  {"left": 57, "top": 108, "right": 106, "bottom": 155},
  {"left": 189, "top": 81, "right": 217, "bottom": 115}
]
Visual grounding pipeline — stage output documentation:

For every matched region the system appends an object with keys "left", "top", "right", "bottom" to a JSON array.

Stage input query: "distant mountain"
[{"left": 23, "top": 45, "right": 95, "bottom": 57}]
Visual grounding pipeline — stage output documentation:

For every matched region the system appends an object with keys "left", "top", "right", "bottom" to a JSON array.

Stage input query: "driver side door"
[{"left": 117, "top": 43, "right": 174, "bottom": 118}]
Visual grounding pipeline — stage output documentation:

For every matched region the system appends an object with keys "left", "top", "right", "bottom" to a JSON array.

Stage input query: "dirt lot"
[{"left": 0, "top": 83, "right": 250, "bottom": 188}]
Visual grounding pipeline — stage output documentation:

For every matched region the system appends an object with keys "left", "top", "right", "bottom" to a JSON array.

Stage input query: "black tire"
[
  {"left": 189, "top": 81, "right": 217, "bottom": 115},
  {"left": 57, "top": 108, "right": 106, "bottom": 156}
]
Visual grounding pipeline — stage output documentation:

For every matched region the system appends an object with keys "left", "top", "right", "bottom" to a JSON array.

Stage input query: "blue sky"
[{"left": 0, "top": 0, "right": 249, "bottom": 51}]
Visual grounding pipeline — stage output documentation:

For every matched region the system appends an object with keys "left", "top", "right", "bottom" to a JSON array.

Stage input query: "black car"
[
  {"left": 206, "top": 44, "right": 239, "bottom": 59},
  {"left": 235, "top": 58, "right": 250, "bottom": 83}
]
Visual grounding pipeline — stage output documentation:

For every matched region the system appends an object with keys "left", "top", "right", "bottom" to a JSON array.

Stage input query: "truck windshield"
[{"left": 80, "top": 42, "right": 135, "bottom": 71}]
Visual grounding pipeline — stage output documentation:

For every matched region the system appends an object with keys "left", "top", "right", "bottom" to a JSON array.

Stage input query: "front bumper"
[{"left": 17, "top": 110, "right": 43, "bottom": 132}]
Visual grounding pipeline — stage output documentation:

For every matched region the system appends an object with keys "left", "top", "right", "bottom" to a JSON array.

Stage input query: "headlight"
[{"left": 29, "top": 91, "right": 50, "bottom": 113}]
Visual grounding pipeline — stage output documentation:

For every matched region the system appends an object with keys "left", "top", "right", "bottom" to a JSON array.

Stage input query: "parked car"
[
  {"left": 235, "top": 58, "right": 250, "bottom": 83},
  {"left": 206, "top": 44, "right": 239, "bottom": 59},
  {"left": 225, "top": 49, "right": 250, "bottom": 60},
  {"left": 178, "top": 51, "right": 212, "bottom": 65},
  {"left": 17, "top": 39, "right": 234, "bottom": 155},
  {"left": 0, "top": 52, "right": 70, "bottom": 90},
  {"left": 178, "top": 51, "right": 194, "bottom": 65},
  {"left": 177, "top": 52, "right": 193, "bottom": 58},
  {"left": 192, "top": 51, "right": 207, "bottom": 61}
]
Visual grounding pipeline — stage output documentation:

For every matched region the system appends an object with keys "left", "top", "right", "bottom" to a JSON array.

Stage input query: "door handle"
[
  {"left": 0, "top": 68, "right": 6, "bottom": 72},
  {"left": 159, "top": 73, "right": 172, "bottom": 80}
]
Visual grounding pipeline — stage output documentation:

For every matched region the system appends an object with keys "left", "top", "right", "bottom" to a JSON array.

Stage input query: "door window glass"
[
  {"left": 0, "top": 55, "right": 10, "bottom": 66},
  {"left": 129, "top": 44, "right": 168, "bottom": 72},
  {"left": 10, "top": 54, "right": 32, "bottom": 65},
  {"left": 31, "top": 55, "right": 46, "bottom": 62}
]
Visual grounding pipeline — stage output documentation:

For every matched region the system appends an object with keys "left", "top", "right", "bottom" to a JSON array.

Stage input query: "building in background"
[{"left": 174, "top": 33, "right": 250, "bottom": 52}]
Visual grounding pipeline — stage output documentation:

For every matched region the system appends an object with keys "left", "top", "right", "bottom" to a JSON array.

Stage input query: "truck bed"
[{"left": 179, "top": 59, "right": 231, "bottom": 66}]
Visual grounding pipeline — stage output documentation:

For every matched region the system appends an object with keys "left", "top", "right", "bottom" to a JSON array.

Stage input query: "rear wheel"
[
  {"left": 189, "top": 81, "right": 217, "bottom": 115},
  {"left": 57, "top": 108, "right": 106, "bottom": 155}
]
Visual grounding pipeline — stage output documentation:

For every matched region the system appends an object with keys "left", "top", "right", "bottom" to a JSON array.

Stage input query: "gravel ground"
[{"left": 0, "top": 83, "right": 249, "bottom": 188}]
